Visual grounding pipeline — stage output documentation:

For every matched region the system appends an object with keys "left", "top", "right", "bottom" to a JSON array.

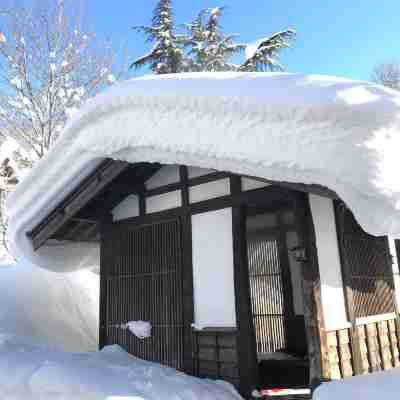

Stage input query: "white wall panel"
[
  {"left": 241, "top": 177, "right": 270, "bottom": 191},
  {"left": 146, "top": 190, "right": 181, "bottom": 214},
  {"left": 191, "top": 208, "right": 237, "bottom": 328},
  {"left": 189, "top": 178, "right": 230, "bottom": 203},
  {"left": 388, "top": 237, "right": 400, "bottom": 311},
  {"left": 309, "top": 194, "right": 349, "bottom": 330}
]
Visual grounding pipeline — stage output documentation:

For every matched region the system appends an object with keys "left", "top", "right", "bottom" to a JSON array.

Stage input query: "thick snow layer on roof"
[{"left": 7, "top": 72, "right": 400, "bottom": 271}]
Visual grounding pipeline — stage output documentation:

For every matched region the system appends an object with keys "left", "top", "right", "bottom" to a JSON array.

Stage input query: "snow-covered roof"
[{"left": 7, "top": 72, "right": 400, "bottom": 271}]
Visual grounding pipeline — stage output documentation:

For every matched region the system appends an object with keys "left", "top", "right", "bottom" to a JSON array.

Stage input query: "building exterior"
[{"left": 7, "top": 73, "right": 400, "bottom": 399}]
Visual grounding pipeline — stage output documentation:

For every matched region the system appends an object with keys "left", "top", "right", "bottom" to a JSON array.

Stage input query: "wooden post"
[
  {"left": 231, "top": 196, "right": 259, "bottom": 397},
  {"left": 179, "top": 166, "right": 195, "bottom": 375},
  {"left": 293, "top": 193, "right": 330, "bottom": 390},
  {"left": 99, "top": 213, "right": 113, "bottom": 349}
]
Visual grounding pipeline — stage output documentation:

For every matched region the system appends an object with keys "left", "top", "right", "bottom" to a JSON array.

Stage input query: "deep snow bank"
[
  {"left": 313, "top": 368, "right": 400, "bottom": 400},
  {"left": 7, "top": 72, "right": 400, "bottom": 271},
  {"left": 0, "top": 341, "right": 242, "bottom": 400},
  {"left": 0, "top": 261, "right": 99, "bottom": 351}
]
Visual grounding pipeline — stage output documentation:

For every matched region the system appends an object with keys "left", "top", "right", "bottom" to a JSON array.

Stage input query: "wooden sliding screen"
[{"left": 103, "top": 219, "right": 184, "bottom": 370}]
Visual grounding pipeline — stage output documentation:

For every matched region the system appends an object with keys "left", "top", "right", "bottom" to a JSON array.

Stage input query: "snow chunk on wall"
[
  {"left": 7, "top": 72, "right": 400, "bottom": 271},
  {"left": 125, "top": 321, "right": 152, "bottom": 339}
]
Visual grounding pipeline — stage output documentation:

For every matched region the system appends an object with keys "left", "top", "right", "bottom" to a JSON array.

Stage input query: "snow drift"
[
  {"left": 0, "top": 260, "right": 99, "bottom": 351},
  {"left": 0, "top": 341, "right": 242, "bottom": 400},
  {"left": 7, "top": 72, "right": 400, "bottom": 271},
  {"left": 313, "top": 368, "right": 400, "bottom": 400}
]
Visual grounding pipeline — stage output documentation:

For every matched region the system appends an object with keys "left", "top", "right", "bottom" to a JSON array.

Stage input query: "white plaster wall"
[
  {"left": 286, "top": 230, "right": 304, "bottom": 315},
  {"left": 309, "top": 194, "right": 349, "bottom": 330},
  {"left": 388, "top": 237, "right": 400, "bottom": 311},
  {"left": 111, "top": 194, "right": 139, "bottom": 221},
  {"left": 191, "top": 208, "right": 237, "bottom": 328},
  {"left": 146, "top": 190, "right": 181, "bottom": 214},
  {"left": 241, "top": 177, "right": 270, "bottom": 191},
  {"left": 145, "top": 165, "right": 180, "bottom": 189},
  {"left": 189, "top": 178, "right": 230, "bottom": 203}
]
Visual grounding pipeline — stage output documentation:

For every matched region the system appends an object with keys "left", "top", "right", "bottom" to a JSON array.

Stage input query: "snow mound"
[
  {"left": 0, "top": 341, "right": 242, "bottom": 400},
  {"left": 313, "top": 368, "right": 400, "bottom": 400},
  {"left": 7, "top": 72, "right": 400, "bottom": 271},
  {"left": 0, "top": 260, "right": 99, "bottom": 351}
]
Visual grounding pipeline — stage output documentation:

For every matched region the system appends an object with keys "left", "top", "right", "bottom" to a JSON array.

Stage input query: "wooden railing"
[{"left": 326, "top": 316, "right": 400, "bottom": 379}]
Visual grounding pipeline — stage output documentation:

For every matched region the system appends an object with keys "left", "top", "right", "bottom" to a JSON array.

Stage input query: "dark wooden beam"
[
  {"left": 293, "top": 192, "right": 330, "bottom": 390},
  {"left": 28, "top": 159, "right": 129, "bottom": 250},
  {"left": 145, "top": 171, "right": 230, "bottom": 197},
  {"left": 241, "top": 174, "right": 339, "bottom": 200},
  {"left": 232, "top": 205, "right": 259, "bottom": 397}
]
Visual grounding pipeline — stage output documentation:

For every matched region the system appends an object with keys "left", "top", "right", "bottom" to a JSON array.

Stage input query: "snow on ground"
[
  {"left": 7, "top": 72, "right": 400, "bottom": 272},
  {"left": 313, "top": 367, "right": 400, "bottom": 400},
  {"left": 0, "top": 259, "right": 99, "bottom": 351},
  {"left": 0, "top": 259, "right": 242, "bottom": 399},
  {"left": 0, "top": 341, "right": 242, "bottom": 400}
]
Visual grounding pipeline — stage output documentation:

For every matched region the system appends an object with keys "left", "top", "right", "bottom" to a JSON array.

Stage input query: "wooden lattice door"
[
  {"left": 102, "top": 219, "right": 184, "bottom": 370},
  {"left": 246, "top": 209, "right": 296, "bottom": 355}
]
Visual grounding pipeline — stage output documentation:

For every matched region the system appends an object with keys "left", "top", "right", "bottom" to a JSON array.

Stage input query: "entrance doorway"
[{"left": 246, "top": 206, "right": 309, "bottom": 388}]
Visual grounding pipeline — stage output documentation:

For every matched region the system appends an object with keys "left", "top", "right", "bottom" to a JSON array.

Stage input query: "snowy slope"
[
  {"left": 0, "top": 342, "right": 242, "bottom": 400},
  {"left": 0, "top": 260, "right": 99, "bottom": 351},
  {"left": 7, "top": 72, "right": 400, "bottom": 271}
]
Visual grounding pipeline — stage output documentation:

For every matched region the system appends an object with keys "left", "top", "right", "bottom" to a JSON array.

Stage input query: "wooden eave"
[
  {"left": 27, "top": 158, "right": 339, "bottom": 252},
  {"left": 27, "top": 159, "right": 162, "bottom": 250}
]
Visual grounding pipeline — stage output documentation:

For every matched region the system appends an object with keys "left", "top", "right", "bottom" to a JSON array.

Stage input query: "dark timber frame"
[{"left": 28, "top": 159, "right": 332, "bottom": 398}]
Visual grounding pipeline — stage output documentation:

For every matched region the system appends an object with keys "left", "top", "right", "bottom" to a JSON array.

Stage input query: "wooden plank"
[{"left": 29, "top": 160, "right": 129, "bottom": 250}]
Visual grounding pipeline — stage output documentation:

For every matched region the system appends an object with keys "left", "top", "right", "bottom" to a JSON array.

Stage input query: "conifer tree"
[
  {"left": 184, "top": 7, "right": 245, "bottom": 72},
  {"left": 240, "top": 30, "right": 295, "bottom": 72},
  {"left": 131, "top": 2, "right": 295, "bottom": 74},
  {"left": 130, "top": 0, "right": 185, "bottom": 74}
]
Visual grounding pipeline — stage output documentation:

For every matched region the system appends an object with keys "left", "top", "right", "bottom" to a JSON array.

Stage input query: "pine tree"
[
  {"left": 132, "top": 3, "right": 295, "bottom": 74},
  {"left": 130, "top": 0, "right": 185, "bottom": 74},
  {"left": 184, "top": 7, "right": 245, "bottom": 72},
  {"left": 239, "top": 30, "right": 295, "bottom": 72}
]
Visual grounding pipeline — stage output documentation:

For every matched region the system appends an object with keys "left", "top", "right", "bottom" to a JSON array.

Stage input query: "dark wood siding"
[
  {"left": 101, "top": 218, "right": 185, "bottom": 370},
  {"left": 336, "top": 205, "right": 396, "bottom": 318}
]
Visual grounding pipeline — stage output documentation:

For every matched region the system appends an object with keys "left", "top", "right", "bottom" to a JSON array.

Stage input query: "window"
[{"left": 336, "top": 205, "right": 396, "bottom": 318}]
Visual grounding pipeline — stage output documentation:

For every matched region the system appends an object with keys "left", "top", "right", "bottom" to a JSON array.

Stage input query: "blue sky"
[{"left": 51, "top": 0, "right": 400, "bottom": 80}]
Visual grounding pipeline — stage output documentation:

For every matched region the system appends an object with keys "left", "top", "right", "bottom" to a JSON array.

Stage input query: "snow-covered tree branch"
[{"left": 0, "top": 0, "right": 119, "bottom": 168}]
